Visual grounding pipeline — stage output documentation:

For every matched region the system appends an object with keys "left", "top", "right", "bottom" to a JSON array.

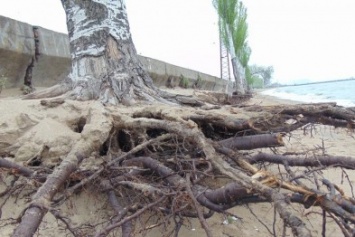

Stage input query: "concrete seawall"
[{"left": 0, "top": 15, "right": 231, "bottom": 91}]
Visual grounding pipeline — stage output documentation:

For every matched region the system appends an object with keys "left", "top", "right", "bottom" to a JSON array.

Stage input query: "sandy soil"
[{"left": 0, "top": 87, "right": 354, "bottom": 236}]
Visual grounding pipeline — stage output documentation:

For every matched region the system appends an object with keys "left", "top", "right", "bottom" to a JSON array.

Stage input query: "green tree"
[
  {"left": 213, "top": 0, "right": 249, "bottom": 95},
  {"left": 249, "top": 65, "right": 274, "bottom": 86},
  {"left": 239, "top": 42, "right": 255, "bottom": 91}
]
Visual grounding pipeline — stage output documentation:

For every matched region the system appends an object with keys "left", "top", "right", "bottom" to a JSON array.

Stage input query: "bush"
[
  {"left": 0, "top": 75, "right": 7, "bottom": 94},
  {"left": 252, "top": 78, "right": 264, "bottom": 89},
  {"left": 179, "top": 74, "right": 189, "bottom": 88}
]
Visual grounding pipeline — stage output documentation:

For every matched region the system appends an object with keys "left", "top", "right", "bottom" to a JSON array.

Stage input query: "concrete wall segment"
[
  {"left": 36, "top": 26, "right": 70, "bottom": 58},
  {"left": 0, "top": 15, "right": 229, "bottom": 92},
  {"left": 0, "top": 16, "right": 34, "bottom": 55}
]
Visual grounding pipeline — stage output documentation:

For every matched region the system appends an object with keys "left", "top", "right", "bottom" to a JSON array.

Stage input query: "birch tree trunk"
[
  {"left": 225, "top": 26, "right": 245, "bottom": 95},
  {"left": 61, "top": 0, "right": 162, "bottom": 105}
]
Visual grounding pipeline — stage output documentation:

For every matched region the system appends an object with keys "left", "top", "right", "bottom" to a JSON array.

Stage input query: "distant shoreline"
[
  {"left": 274, "top": 78, "right": 355, "bottom": 88},
  {"left": 249, "top": 91, "right": 300, "bottom": 106},
  {"left": 260, "top": 79, "right": 355, "bottom": 107}
]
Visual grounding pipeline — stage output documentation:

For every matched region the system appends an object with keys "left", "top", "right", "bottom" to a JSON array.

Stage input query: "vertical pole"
[{"left": 219, "top": 19, "right": 231, "bottom": 92}]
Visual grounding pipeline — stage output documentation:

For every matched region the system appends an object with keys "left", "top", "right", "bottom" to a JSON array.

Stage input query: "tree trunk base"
[{"left": 23, "top": 77, "right": 204, "bottom": 107}]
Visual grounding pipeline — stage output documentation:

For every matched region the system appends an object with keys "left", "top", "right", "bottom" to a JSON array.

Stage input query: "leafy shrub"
[
  {"left": 179, "top": 74, "right": 189, "bottom": 88},
  {"left": 0, "top": 75, "right": 7, "bottom": 94}
]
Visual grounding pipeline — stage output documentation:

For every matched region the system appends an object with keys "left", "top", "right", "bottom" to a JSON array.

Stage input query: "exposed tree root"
[
  {"left": 24, "top": 83, "right": 206, "bottom": 108},
  {"left": 23, "top": 84, "right": 72, "bottom": 100},
  {"left": 248, "top": 153, "right": 355, "bottom": 169},
  {"left": 11, "top": 104, "right": 112, "bottom": 237},
  {"left": 219, "top": 133, "right": 285, "bottom": 150},
  {"left": 1, "top": 100, "right": 355, "bottom": 236},
  {"left": 96, "top": 190, "right": 132, "bottom": 237}
]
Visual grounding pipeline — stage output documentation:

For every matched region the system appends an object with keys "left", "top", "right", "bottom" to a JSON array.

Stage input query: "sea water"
[{"left": 261, "top": 80, "right": 355, "bottom": 107}]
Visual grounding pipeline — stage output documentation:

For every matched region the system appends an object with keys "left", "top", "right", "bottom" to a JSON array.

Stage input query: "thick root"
[{"left": 23, "top": 84, "right": 71, "bottom": 100}]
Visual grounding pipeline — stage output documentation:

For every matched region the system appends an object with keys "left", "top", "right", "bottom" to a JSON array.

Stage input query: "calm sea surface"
[{"left": 262, "top": 80, "right": 355, "bottom": 107}]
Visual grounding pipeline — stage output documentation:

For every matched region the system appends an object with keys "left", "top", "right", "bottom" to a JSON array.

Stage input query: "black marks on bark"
[{"left": 80, "top": 1, "right": 108, "bottom": 23}]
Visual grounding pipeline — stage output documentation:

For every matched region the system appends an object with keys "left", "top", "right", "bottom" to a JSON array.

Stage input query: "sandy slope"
[{"left": 0, "top": 87, "right": 354, "bottom": 236}]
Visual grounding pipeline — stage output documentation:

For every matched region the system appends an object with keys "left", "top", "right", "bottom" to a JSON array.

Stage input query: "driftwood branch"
[
  {"left": 94, "top": 196, "right": 166, "bottom": 237},
  {"left": 248, "top": 152, "right": 355, "bottom": 169},
  {"left": 0, "top": 158, "right": 40, "bottom": 180},
  {"left": 94, "top": 190, "right": 132, "bottom": 237},
  {"left": 12, "top": 153, "right": 83, "bottom": 237},
  {"left": 218, "top": 133, "right": 285, "bottom": 150},
  {"left": 12, "top": 107, "right": 112, "bottom": 236}
]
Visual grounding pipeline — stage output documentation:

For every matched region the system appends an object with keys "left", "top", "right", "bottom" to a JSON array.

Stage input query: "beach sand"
[{"left": 0, "top": 87, "right": 354, "bottom": 236}]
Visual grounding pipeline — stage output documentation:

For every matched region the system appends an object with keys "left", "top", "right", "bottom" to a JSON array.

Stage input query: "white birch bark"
[
  {"left": 225, "top": 25, "right": 245, "bottom": 95},
  {"left": 61, "top": 0, "right": 159, "bottom": 104}
]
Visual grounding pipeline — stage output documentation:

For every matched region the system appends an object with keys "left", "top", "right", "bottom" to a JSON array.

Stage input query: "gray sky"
[{"left": 1, "top": 0, "right": 355, "bottom": 84}]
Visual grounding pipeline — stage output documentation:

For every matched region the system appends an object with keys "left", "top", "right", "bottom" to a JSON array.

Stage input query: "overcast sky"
[{"left": 1, "top": 0, "right": 355, "bottom": 84}]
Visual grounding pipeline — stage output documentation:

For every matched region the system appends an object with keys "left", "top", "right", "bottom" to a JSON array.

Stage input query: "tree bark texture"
[
  {"left": 231, "top": 57, "right": 246, "bottom": 94},
  {"left": 61, "top": 0, "right": 161, "bottom": 104},
  {"left": 225, "top": 25, "right": 245, "bottom": 95}
]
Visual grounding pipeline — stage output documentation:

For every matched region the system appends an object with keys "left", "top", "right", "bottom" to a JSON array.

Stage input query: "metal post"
[{"left": 219, "top": 35, "right": 231, "bottom": 81}]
